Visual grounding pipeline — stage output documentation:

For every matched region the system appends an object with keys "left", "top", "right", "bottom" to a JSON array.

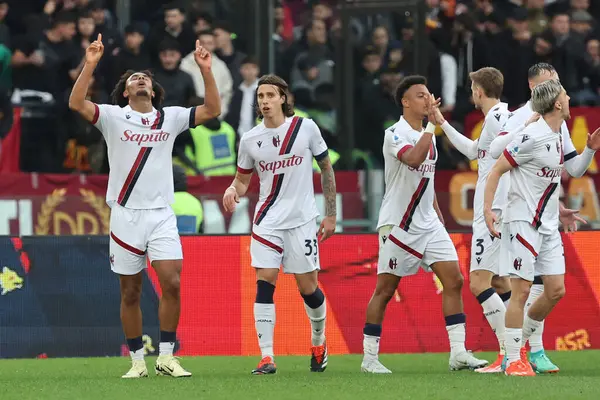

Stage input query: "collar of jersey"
[{"left": 124, "top": 105, "right": 157, "bottom": 116}]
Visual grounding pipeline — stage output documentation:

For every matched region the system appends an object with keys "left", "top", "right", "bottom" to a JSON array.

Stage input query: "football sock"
[
  {"left": 159, "top": 330, "right": 176, "bottom": 356},
  {"left": 525, "top": 280, "right": 545, "bottom": 353},
  {"left": 476, "top": 288, "right": 506, "bottom": 354},
  {"left": 127, "top": 336, "right": 144, "bottom": 361},
  {"left": 522, "top": 315, "right": 543, "bottom": 349},
  {"left": 445, "top": 313, "right": 467, "bottom": 355},
  {"left": 363, "top": 323, "right": 382, "bottom": 360},
  {"left": 255, "top": 280, "right": 276, "bottom": 359},
  {"left": 505, "top": 328, "right": 522, "bottom": 364},
  {"left": 302, "top": 287, "right": 326, "bottom": 346},
  {"left": 499, "top": 290, "right": 511, "bottom": 308}
]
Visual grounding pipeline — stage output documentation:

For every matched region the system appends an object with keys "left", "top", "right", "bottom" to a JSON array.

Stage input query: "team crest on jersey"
[
  {"left": 272, "top": 135, "right": 280, "bottom": 147},
  {"left": 388, "top": 257, "right": 397, "bottom": 270},
  {"left": 141, "top": 117, "right": 150, "bottom": 125}
]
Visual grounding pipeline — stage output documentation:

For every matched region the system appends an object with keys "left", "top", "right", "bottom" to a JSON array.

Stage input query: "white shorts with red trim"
[
  {"left": 250, "top": 218, "right": 320, "bottom": 274},
  {"left": 377, "top": 224, "right": 458, "bottom": 277},
  {"left": 499, "top": 220, "right": 564, "bottom": 281},
  {"left": 109, "top": 204, "right": 182, "bottom": 275},
  {"left": 470, "top": 212, "right": 503, "bottom": 274}
]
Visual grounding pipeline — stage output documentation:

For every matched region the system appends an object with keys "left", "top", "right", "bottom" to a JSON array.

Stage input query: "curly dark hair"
[
  {"left": 255, "top": 74, "right": 295, "bottom": 120},
  {"left": 110, "top": 70, "right": 165, "bottom": 108}
]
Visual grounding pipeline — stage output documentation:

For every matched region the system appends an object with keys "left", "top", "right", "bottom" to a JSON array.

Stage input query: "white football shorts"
[
  {"left": 109, "top": 204, "right": 183, "bottom": 275},
  {"left": 470, "top": 212, "right": 503, "bottom": 274},
  {"left": 499, "top": 220, "right": 565, "bottom": 281},
  {"left": 250, "top": 218, "right": 320, "bottom": 274},
  {"left": 378, "top": 224, "right": 458, "bottom": 277}
]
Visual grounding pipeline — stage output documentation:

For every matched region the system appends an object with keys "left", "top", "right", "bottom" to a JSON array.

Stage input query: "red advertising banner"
[
  {"left": 0, "top": 172, "right": 364, "bottom": 235},
  {"left": 159, "top": 232, "right": 599, "bottom": 356}
]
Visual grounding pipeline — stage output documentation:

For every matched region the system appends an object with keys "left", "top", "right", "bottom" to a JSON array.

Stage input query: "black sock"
[
  {"left": 127, "top": 336, "right": 143, "bottom": 352},
  {"left": 363, "top": 323, "right": 382, "bottom": 337},
  {"left": 160, "top": 330, "right": 176, "bottom": 343}
]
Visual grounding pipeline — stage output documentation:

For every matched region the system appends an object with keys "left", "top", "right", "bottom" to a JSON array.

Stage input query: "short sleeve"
[
  {"left": 386, "top": 130, "right": 413, "bottom": 161},
  {"left": 501, "top": 110, "right": 519, "bottom": 133},
  {"left": 503, "top": 132, "right": 535, "bottom": 167},
  {"left": 236, "top": 138, "right": 255, "bottom": 174},
  {"left": 561, "top": 123, "right": 577, "bottom": 161},
  {"left": 165, "top": 106, "right": 197, "bottom": 136},
  {"left": 92, "top": 104, "right": 120, "bottom": 137},
  {"left": 306, "top": 119, "right": 328, "bottom": 161}
]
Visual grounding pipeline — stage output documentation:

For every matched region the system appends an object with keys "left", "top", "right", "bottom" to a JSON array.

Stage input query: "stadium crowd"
[{"left": 0, "top": 0, "right": 599, "bottom": 173}]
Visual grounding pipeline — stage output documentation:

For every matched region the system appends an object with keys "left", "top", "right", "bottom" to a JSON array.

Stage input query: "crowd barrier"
[{"left": 1, "top": 232, "right": 599, "bottom": 359}]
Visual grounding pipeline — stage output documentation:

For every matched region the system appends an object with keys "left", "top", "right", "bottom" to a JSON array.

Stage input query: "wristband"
[{"left": 425, "top": 122, "right": 436, "bottom": 134}]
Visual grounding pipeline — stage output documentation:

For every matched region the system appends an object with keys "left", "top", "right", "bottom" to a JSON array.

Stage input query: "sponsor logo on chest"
[{"left": 121, "top": 130, "right": 171, "bottom": 145}]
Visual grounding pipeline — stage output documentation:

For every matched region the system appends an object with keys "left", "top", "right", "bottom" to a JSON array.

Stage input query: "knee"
[
  {"left": 512, "top": 283, "right": 531, "bottom": 306},
  {"left": 161, "top": 273, "right": 181, "bottom": 298},
  {"left": 445, "top": 273, "right": 464, "bottom": 293},
  {"left": 374, "top": 284, "right": 396, "bottom": 302},
  {"left": 469, "top": 275, "right": 487, "bottom": 296},
  {"left": 121, "top": 285, "right": 141, "bottom": 307},
  {"left": 546, "top": 285, "right": 566, "bottom": 303}
]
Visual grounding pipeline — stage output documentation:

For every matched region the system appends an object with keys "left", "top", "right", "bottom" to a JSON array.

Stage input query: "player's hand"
[
  {"left": 559, "top": 207, "right": 586, "bottom": 233},
  {"left": 318, "top": 216, "right": 336, "bottom": 242},
  {"left": 586, "top": 127, "right": 600, "bottom": 151},
  {"left": 525, "top": 112, "right": 540, "bottom": 127},
  {"left": 484, "top": 208, "right": 500, "bottom": 238},
  {"left": 85, "top": 33, "right": 104, "bottom": 65},
  {"left": 194, "top": 40, "right": 212, "bottom": 71},
  {"left": 223, "top": 186, "right": 239, "bottom": 213}
]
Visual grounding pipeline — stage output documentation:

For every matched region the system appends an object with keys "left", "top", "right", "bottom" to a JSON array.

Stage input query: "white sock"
[
  {"left": 481, "top": 293, "right": 506, "bottom": 354},
  {"left": 523, "top": 315, "right": 543, "bottom": 351},
  {"left": 159, "top": 342, "right": 174, "bottom": 356},
  {"left": 254, "top": 303, "right": 275, "bottom": 359},
  {"left": 304, "top": 299, "right": 326, "bottom": 346},
  {"left": 446, "top": 323, "right": 466, "bottom": 355},
  {"left": 130, "top": 348, "right": 144, "bottom": 362},
  {"left": 505, "top": 328, "right": 522, "bottom": 364},
  {"left": 363, "top": 334, "right": 380, "bottom": 360},
  {"left": 525, "top": 283, "right": 545, "bottom": 353}
]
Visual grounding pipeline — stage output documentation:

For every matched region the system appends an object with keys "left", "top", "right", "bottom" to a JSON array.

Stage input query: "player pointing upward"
[
  {"left": 69, "top": 34, "right": 221, "bottom": 378},
  {"left": 223, "top": 74, "right": 337, "bottom": 374}
]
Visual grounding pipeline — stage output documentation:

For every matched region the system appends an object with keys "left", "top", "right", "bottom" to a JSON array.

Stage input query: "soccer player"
[
  {"left": 484, "top": 79, "right": 600, "bottom": 376},
  {"left": 361, "top": 75, "right": 488, "bottom": 374},
  {"left": 222, "top": 74, "right": 336, "bottom": 374},
  {"left": 489, "top": 63, "right": 598, "bottom": 373},
  {"left": 69, "top": 34, "right": 221, "bottom": 378},
  {"left": 430, "top": 67, "right": 535, "bottom": 373}
]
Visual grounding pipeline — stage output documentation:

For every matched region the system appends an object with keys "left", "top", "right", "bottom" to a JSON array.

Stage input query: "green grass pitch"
[{"left": 1, "top": 351, "right": 599, "bottom": 400}]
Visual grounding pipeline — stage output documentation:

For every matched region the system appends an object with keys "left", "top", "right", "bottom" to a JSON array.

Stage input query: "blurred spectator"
[
  {"left": 146, "top": 3, "right": 196, "bottom": 67},
  {"left": 291, "top": 52, "right": 333, "bottom": 109},
  {"left": 192, "top": 12, "right": 213, "bottom": 35},
  {"left": 88, "top": 0, "right": 119, "bottom": 52},
  {"left": 525, "top": 0, "right": 549, "bottom": 35},
  {"left": 111, "top": 23, "right": 150, "bottom": 87},
  {"left": 226, "top": 55, "right": 259, "bottom": 136},
  {"left": 153, "top": 39, "right": 195, "bottom": 107},
  {"left": 0, "top": 1, "right": 10, "bottom": 48},
  {"left": 213, "top": 21, "right": 246, "bottom": 88},
  {"left": 570, "top": 10, "right": 595, "bottom": 44},
  {"left": 180, "top": 29, "right": 233, "bottom": 119},
  {"left": 501, "top": 7, "right": 534, "bottom": 106}
]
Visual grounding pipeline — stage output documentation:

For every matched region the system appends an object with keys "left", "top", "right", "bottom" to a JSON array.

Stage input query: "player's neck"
[
  {"left": 403, "top": 113, "right": 424, "bottom": 131},
  {"left": 481, "top": 98, "right": 500, "bottom": 117},
  {"left": 542, "top": 113, "right": 563, "bottom": 133},
  {"left": 129, "top": 98, "right": 153, "bottom": 114},
  {"left": 264, "top": 114, "right": 286, "bottom": 129}
]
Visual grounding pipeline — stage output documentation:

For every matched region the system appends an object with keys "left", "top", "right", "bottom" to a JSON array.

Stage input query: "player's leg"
[
  {"left": 250, "top": 229, "right": 284, "bottom": 375},
  {"left": 524, "top": 276, "right": 546, "bottom": 355},
  {"left": 109, "top": 206, "right": 149, "bottom": 378},
  {"left": 426, "top": 227, "right": 487, "bottom": 370},
  {"left": 146, "top": 208, "right": 190, "bottom": 377},
  {"left": 361, "top": 225, "right": 416, "bottom": 374},
  {"left": 491, "top": 275, "right": 512, "bottom": 308},
  {"left": 523, "top": 233, "right": 565, "bottom": 373},
  {"left": 503, "top": 221, "right": 539, "bottom": 376},
  {"left": 283, "top": 219, "right": 327, "bottom": 372}
]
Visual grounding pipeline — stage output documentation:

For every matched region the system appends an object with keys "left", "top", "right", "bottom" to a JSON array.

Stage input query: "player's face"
[
  {"left": 257, "top": 84, "right": 285, "bottom": 118},
  {"left": 124, "top": 73, "right": 154, "bottom": 100},
  {"left": 471, "top": 82, "right": 482, "bottom": 109},
  {"left": 529, "top": 70, "right": 559, "bottom": 90},
  {"left": 403, "top": 84, "right": 431, "bottom": 117},
  {"left": 557, "top": 89, "right": 571, "bottom": 120}
]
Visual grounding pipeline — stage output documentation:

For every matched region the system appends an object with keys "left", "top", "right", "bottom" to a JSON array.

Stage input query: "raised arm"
[
  {"left": 490, "top": 113, "right": 540, "bottom": 158},
  {"left": 434, "top": 106, "right": 478, "bottom": 160},
  {"left": 68, "top": 34, "right": 104, "bottom": 122},
  {"left": 190, "top": 40, "right": 221, "bottom": 126},
  {"left": 563, "top": 127, "right": 600, "bottom": 178},
  {"left": 400, "top": 123, "right": 436, "bottom": 168}
]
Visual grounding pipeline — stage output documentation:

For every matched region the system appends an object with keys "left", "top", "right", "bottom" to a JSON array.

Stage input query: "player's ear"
[
  {"left": 123, "top": 90, "right": 129, "bottom": 99},
  {"left": 151, "top": 90, "right": 155, "bottom": 98}
]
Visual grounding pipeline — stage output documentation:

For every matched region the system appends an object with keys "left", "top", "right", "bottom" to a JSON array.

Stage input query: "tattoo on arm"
[{"left": 318, "top": 156, "right": 337, "bottom": 217}]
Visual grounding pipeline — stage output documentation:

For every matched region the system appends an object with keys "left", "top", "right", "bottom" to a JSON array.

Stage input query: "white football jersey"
[
  {"left": 377, "top": 117, "right": 441, "bottom": 233},
  {"left": 237, "top": 116, "right": 328, "bottom": 230},
  {"left": 503, "top": 118, "right": 563, "bottom": 235},
  {"left": 502, "top": 100, "right": 578, "bottom": 161},
  {"left": 93, "top": 104, "right": 196, "bottom": 209},
  {"left": 473, "top": 102, "right": 510, "bottom": 221}
]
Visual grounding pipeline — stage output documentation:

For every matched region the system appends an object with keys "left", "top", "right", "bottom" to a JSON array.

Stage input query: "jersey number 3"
[{"left": 304, "top": 239, "right": 318, "bottom": 256}]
